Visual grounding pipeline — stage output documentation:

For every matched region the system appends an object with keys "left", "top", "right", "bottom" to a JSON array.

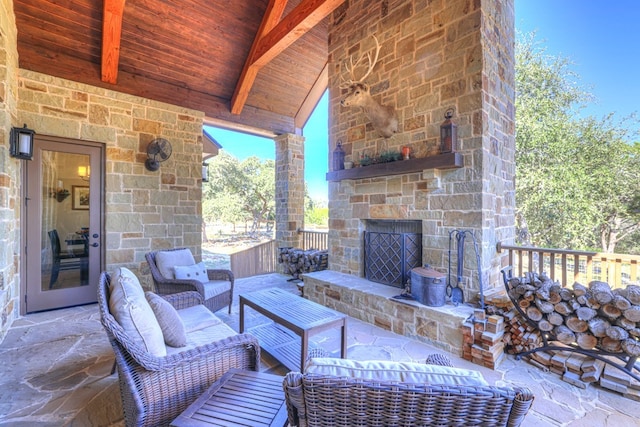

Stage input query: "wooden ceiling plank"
[
  {"left": 101, "top": 0, "right": 126, "bottom": 84},
  {"left": 295, "top": 61, "right": 328, "bottom": 129},
  {"left": 231, "top": 0, "right": 288, "bottom": 115}
]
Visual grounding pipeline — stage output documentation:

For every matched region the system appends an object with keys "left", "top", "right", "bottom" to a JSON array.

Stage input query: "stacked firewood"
[
  {"left": 462, "top": 308, "right": 506, "bottom": 369},
  {"left": 505, "top": 272, "right": 640, "bottom": 357},
  {"left": 477, "top": 275, "right": 640, "bottom": 399},
  {"left": 278, "top": 247, "right": 328, "bottom": 279}
]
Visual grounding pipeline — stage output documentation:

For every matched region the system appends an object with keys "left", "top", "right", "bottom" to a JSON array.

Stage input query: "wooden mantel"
[{"left": 326, "top": 152, "right": 463, "bottom": 182}]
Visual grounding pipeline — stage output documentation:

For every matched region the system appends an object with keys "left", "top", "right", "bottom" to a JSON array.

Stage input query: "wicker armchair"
[
  {"left": 283, "top": 358, "right": 534, "bottom": 427},
  {"left": 98, "top": 271, "right": 259, "bottom": 427},
  {"left": 146, "top": 247, "right": 234, "bottom": 313}
]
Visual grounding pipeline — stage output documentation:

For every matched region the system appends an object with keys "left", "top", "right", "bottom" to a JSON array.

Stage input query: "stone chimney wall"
[
  {"left": 326, "top": 0, "right": 515, "bottom": 301},
  {"left": 0, "top": 0, "right": 21, "bottom": 342}
]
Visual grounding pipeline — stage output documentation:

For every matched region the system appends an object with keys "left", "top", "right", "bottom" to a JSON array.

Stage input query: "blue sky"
[
  {"left": 207, "top": 2, "right": 639, "bottom": 202},
  {"left": 515, "top": 0, "right": 640, "bottom": 130}
]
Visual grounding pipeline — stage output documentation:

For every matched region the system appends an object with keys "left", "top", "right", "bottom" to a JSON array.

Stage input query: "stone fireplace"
[{"left": 302, "top": 0, "right": 517, "bottom": 356}]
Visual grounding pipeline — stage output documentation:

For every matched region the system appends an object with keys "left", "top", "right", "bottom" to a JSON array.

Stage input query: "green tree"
[
  {"left": 204, "top": 152, "right": 275, "bottom": 233},
  {"left": 515, "top": 32, "right": 640, "bottom": 253}
]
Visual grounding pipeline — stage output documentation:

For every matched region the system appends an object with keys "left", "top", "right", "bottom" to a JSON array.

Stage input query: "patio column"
[{"left": 274, "top": 133, "right": 305, "bottom": 253}]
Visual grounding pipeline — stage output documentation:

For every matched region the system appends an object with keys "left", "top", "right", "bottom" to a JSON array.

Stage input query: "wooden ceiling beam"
[
  {"left": 101, "top": 0, "right": 126, "bottom": 84},
  {"left": 231, "top": 0, "right": 344, "bottom": 115},
  {"left": 231, "top": 0, "right": 287, "bottom": 115}
]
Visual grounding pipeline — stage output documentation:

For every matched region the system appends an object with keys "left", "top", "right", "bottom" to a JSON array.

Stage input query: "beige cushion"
[
  {"left": 305, "top": 358, "right": 488, "bottom": 387},
  {"left": 155, "top": 249, "right": 196, "bottom": 279},
  {"left": 109, "top": 267, "right": 166, "bottom": 357},
  {"left": 178, "top": 305, "right": 223, "bottom": 333},
  {"left": 165, "top": 321, "right": 237, "bottom": 356},
  {"left": 174, "top": 261, "right": 208, "bottom": 284},
  {"left": 202, "top": 280, "right": 231, "bottom": 300},
  {"left": 145, "top": 292, "right": 187, "bottom": 347}
]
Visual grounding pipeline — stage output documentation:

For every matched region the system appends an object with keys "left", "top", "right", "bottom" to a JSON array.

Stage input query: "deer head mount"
[{"left": 340, "top": 35, "right": 398, "bottom": 138}]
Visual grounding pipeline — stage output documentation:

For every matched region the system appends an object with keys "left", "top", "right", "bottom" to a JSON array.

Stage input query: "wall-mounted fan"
[{"left": 144, "top": 138, "right": 172, "bottom": 171}]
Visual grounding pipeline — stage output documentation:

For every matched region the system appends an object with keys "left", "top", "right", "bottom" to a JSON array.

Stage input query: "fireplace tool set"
[{"left": 447, "top": 229, "right": 485, "bottom": 309}]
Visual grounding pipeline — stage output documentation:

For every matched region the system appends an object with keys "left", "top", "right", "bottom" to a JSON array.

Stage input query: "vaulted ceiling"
[{"left": 13, "top": 0, "right": 344, "bottom": 137}]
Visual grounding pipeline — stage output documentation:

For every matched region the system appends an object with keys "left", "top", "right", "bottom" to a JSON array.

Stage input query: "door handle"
[{"left": 91, "top": 242, "right": 99, "bottom": 247}]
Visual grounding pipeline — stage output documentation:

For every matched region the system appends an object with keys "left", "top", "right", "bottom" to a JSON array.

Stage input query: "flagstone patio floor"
[{"left": 1, "top": 273, "right": 638, "bottom": 426}]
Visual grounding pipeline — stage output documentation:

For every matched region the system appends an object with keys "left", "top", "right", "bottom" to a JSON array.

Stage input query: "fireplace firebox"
[{"left": 364, "top": 220, "right": 422, "bottom": 288}]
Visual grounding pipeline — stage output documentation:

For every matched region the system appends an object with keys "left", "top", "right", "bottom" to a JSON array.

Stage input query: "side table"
[{"left": 171, "top": 369, "right": 288, "bottom": 427}]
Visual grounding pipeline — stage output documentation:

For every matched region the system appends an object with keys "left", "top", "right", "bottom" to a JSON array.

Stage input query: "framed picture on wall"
[{"left": 72, "top": 186, "right": 90, "bottom": 210}]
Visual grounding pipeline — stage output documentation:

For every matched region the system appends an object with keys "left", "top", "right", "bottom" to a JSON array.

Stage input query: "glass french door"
[{"left": 24, "top": 136, "right": 103, "bottom": 313}]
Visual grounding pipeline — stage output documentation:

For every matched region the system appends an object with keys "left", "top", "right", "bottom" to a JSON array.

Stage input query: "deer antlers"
[{"left": 340, "top": 35, "right": 380, "bottom": 88}]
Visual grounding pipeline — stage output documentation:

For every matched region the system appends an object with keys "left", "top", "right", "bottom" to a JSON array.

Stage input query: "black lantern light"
[
  {"left": 440, "top": 108, "right": 457, "bottom": 154},
  {"left": 332, "top": 140, "right": 345, "bottom": 171},
  {"left": 202, "top": 161, "right": 209, "bottom": 182},
  {"left": 10, "top": 124, "right": 36, "bottom": 160}
]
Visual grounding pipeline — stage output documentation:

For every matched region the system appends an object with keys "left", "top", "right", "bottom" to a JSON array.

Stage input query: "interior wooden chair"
[{"left": 48, "top": 229, "right": 87, "bottom": 288}]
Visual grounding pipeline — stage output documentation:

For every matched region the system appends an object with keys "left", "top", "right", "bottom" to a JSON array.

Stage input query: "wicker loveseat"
[
  {"left": 283, "top": 357, "right": 534, "bottom": 427},
  {"left": 146, "top": 247, "right": 234, "bottom": 313},
  {"left": 98, "top": 269, "right": 260, "bottom": 427}
]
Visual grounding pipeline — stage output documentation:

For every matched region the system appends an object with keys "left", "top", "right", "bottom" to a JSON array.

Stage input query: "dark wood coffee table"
[
  {"left": 170, "top": 369, "right": 287, "bottom": 427},
  {"left": 240, "top": 288, "right": 347, "bottom": 371}
]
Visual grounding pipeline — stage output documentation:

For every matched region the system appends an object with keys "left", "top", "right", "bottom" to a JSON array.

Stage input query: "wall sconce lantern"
[
  {"left": 78, "top": 165, "right": 90, "bottom": 181},
  {"left": 202, "top": 162, "right": 209, "bottom": 182},
  {"left": 10, "top": 124, "right": 36, "bottom": 160},
  {"left": 440, "top": 108, "right": 457, "bottom": 154}
]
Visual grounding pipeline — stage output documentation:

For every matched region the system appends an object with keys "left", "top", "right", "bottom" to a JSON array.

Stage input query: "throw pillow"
[
  {"left": 305, "top": 358, "right": 488, "bottom": 387},
  {"left": 145, "top": 292, "right": 187, "bottom": 347},
  {"left": 109, "top": 267, "right": 166, "bottom": 357},
  {"left": 155, "top": 248, "right": 196, "bottom": 279},
  {"left": 174, "top": 261, "right": 209, "bottom": 284}
]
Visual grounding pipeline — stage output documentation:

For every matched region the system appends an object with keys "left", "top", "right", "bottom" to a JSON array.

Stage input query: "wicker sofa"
[
  {"left": 98, "top": 268, "right": 260, "bottom": 427},
  {"left": 146, "top": 247, "right": 234, "bottom": 313},
  {"left": 283, "top": 357, "right": 534, "bottom": 427}
]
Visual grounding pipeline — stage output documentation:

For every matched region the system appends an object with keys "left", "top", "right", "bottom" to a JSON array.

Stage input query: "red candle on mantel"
[{"left": 402, "top": 146, "right": 410, "bottom": 160}]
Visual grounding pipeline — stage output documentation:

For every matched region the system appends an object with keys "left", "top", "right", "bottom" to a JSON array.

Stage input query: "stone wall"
[
  {"left": 275, "top": 133, "right": 305, "bottom": 258},
  {"left": 17, "top": 70, "right": 205, "bottom": 290},
  {"left": 304, "top": 270, "right": 474, "bottom": 355},
  {"left": 0, "top": 0, "right": 21, "bottom": 342},
  {"left": 325, "top": 0, "right": 515, "bottom": 302}
]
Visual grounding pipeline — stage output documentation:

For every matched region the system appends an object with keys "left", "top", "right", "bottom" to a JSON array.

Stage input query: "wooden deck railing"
[
  {"left": 298, "top": 228, "right": 328, "bottom": 251},
  {"left": 229, "top": 240, "right": 277, "bottom": 279},
  {"left": 496, "top": 242, "right": 640, "bottom": 289}
]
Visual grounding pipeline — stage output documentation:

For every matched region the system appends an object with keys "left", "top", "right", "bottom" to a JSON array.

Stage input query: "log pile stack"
[
  {"left": 473, "top": 274, "right": 640, "bottom": 400},
  {"left": 462, "top": 308, "right": 506, "bottom": 369},
  {"left": 505, "top": 272, "right": 640, "bottom": 358},
  {"left": 278, "top": 247, "right": 328, "bottom": 280}
]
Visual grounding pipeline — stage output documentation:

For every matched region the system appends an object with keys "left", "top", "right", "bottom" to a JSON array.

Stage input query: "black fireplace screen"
[{"left": 364, "top": 221, "right": 422, "bottom": 287}]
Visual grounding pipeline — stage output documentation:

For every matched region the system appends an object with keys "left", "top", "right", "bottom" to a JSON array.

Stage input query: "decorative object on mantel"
[
  {"left": 332, "top": 141, "right": 345, "bottom": 171},
  {"left": 359, "top": 149, "right": 402, "bottom": 167},
  {"left": 340, "top": 35, "right": 399, "bottom": 138},
  {"left": 440, "top": 108, "right": 458, "bottom": 153},
  {"left": 402, "top": 146, "right": 411, "bottom": 160}
]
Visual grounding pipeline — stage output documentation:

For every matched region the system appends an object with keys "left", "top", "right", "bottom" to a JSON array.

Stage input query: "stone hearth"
[{"left": 303, "top": 270, "right": 474, "bottom": 356}]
